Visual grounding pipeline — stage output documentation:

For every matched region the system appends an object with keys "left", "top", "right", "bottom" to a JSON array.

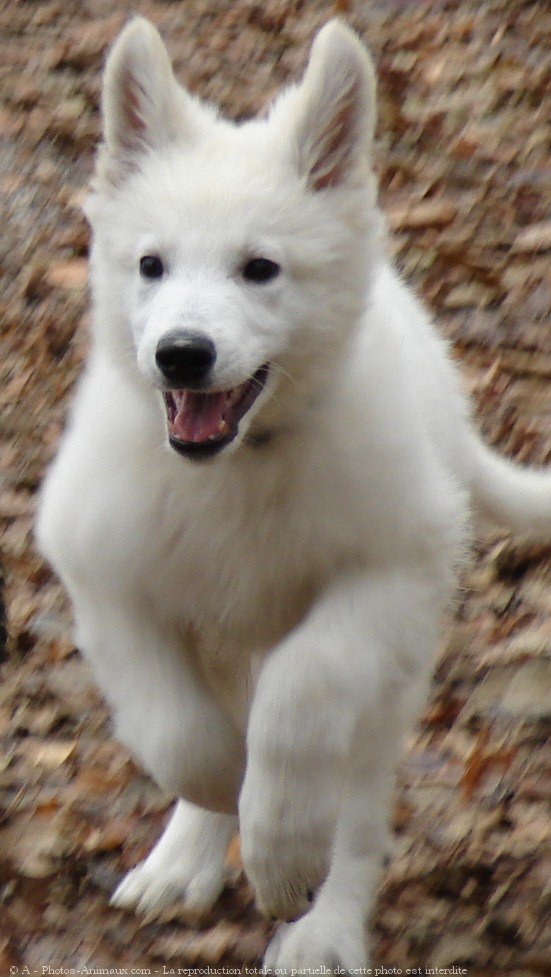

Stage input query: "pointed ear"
[
  {"left": 101, "top": 17, "right": 190, "bottom": 175},
  {"left": 291, "top": 20, "right": 376, "bottom": 191}
]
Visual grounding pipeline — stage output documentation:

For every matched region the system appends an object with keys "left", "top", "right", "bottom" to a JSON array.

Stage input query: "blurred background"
[{"left": 0, "top": 0, "right": 549, "bottom": 972}]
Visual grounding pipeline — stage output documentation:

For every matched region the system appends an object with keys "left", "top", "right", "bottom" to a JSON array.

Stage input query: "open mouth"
[{"left": 163, "top": 365, "right": 269, "bottom": 459}]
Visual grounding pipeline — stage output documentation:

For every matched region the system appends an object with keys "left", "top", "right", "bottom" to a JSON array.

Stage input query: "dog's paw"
[
  {"left": 110, "top": 853, "right": 224, "bottom": 921},
  {"left": 239, "top": 792, "right": 330, "bottom": 920},
  {"left": 241, "top": 841, "right": 322, "bottom": 922},
  {"left": 110, "top": 800, "right": 235, "bottom": 921},
  {"left": 264, "top": 907, "right": 368, "bottom": 972}
]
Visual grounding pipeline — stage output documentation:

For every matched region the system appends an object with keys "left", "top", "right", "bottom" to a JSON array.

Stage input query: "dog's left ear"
[{"left": 289, "top": 20, "right": 376, "bottom": 191}]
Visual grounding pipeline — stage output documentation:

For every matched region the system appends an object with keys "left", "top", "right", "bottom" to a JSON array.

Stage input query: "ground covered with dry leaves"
[{"left": 1, "top": 0, "right": 550, "bottom": 973}]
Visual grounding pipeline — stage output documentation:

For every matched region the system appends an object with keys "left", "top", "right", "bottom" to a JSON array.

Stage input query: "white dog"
[{"left": 36, "top": 17, "right": 551, "bottom": 969}]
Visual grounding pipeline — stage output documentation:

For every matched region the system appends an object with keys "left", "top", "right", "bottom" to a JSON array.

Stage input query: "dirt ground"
[{"left": 1, "top": 0, "right": 550, "bottom": 973}]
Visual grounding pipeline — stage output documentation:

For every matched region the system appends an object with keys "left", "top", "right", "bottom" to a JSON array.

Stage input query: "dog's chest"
[{"left": 156, "top": 450, "right": 357, "bottom": 653}]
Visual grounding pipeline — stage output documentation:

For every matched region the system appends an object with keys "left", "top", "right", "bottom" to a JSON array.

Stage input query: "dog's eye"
[
  {"left": 140, "top": 255, "right": 164, "bottom": 280},
  {"left": 242, "top": 257, "right": 280, "bottom": 284}
]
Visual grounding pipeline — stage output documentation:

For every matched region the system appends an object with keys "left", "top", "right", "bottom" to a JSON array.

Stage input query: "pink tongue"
[{"left": 173, "top": 390, "right": 228, "bottom": 443}]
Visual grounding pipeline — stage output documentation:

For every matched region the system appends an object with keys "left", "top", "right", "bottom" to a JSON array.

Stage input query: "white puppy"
[{"left": 36, "top": 17, "right": 551, "bottom": 969}]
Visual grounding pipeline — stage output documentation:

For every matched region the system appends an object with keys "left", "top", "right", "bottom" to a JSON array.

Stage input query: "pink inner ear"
[
  {"left": 308, "top": 87, "right": 359, "bottom": 191},
  {"left": 117, "top": 67, "right": 148, "bottom": 153}
]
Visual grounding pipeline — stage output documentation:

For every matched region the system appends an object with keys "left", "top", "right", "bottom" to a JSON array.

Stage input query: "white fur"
[{"left": 36, "top": 17, "right": 551, "bottom": 968}]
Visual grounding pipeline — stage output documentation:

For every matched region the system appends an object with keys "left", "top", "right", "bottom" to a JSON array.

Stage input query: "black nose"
[{"left": 155, "top": 331, "right": 217, "bottom": 387}]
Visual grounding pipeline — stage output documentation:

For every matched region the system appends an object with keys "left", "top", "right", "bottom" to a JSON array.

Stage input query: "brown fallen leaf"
[
  {"left": 46, "top": 259, "right": 88, "bottom": 290},
  {"left": 24, "top": 703, "right": 67, "bottom": 736},
  {"left": 22, "top": 738, "right": 77, "bottom": 769},
  {"left": 333, "top": 0, "right": 352, "bottom": 13},
  {"left": 156, "top": 920, "right": 240, "bottom": 962},
  {"left": 445, "top": 282, "right": 497, "bottom": 310},
  {"left": 83, "top": 818, "right": 136, "bottom": 853},
  {"left": 73, "top": 763, "right": 133, "bottom": 796},
  {"left": 46, "top": 637, "right": 78, "bottom": 663},
  {"left": 461, "top": 726, "right": 515, "bottom": 801},
  {"left": 387, "top": 199, "right": 457, "bottom": 230},
  {"left": 512, "top": 221, "right": 551, "bottom": 254},
  {"left": 0, "top": 809, "right": 76, "bottom": 878}
]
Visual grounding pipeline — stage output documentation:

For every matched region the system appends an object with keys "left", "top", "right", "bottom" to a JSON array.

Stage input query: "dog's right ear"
[{"left": 100, "top": 17, "right": 200, "bottom": 184}]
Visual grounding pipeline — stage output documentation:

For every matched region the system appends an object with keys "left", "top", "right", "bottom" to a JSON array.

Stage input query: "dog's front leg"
[
  {"left": 263, "top": 675, "right": 432, "bottom": 970},
  {"left": 240, "top": 569, "right": 444, "bottom": 968},
  {"left": 73, "top": 597, "right": 245, "bottom": 812},
  {"left": 72, "top": 596, "right": 244, "bottom": 917},
  {"left": 239, "top": 577, "right": 362, "bottom": 922}
]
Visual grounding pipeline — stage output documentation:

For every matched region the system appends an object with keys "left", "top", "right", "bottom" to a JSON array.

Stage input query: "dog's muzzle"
[{"left": 162, "top": 364, "right": 270, "bottom": 460}]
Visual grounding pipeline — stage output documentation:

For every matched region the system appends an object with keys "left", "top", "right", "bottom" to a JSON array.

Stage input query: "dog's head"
[{"left": 85, "top": 17, "right": 382, "bottom": 460}]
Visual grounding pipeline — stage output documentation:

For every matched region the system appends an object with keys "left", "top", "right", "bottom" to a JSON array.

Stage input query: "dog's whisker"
[{"left": 268, "top": 363, "right": 298, "bottom": 388}]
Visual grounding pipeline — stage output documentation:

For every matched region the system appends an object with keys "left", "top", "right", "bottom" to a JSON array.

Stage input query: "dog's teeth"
[{"left": 217, "top": 420, "right": 229, "bottom": 434}]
